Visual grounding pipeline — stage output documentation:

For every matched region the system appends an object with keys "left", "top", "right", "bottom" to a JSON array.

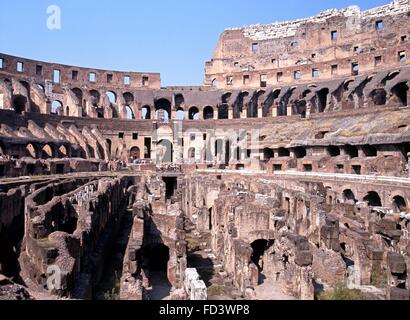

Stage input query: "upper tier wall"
[
  {"left": 0, "top": 53, "right": 161, "bottom": 90},
  {"left": 205, "top": 0, "right": 410, "bottom": 89}
]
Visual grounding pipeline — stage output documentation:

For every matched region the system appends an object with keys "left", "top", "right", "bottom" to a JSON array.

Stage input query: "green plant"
[
  {"left": 207, "top": 285, "right": 225, "bottom": 297},
  {"left": 317, "top": 284, "right": 365, "bottom": 300},
  {"left": 371, "top": 269, "right": 388, "bottom": 288},
  {"left": 187, "top": 238, "right": 200, "bottom": 252}
]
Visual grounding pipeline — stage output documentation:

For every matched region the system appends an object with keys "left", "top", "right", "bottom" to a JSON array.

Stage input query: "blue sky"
[{"left": 0, "top": 0, "right": 389, "bottom": 86}]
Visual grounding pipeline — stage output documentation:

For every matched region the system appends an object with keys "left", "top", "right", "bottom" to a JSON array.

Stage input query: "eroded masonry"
[{"left": 0, "top": 0, "right": 410, "bottom": 300}]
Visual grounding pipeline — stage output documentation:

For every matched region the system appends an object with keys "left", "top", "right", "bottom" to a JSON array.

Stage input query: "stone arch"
[
  {"left": 51, "top": 100, "right": 63, "bottom": 114},
  {"left": 263, "top": 148, "right": 275, "bottom": 160},
  {"left": 316, "top": 88, "right": 329, "bottom": 112},
  {"left": 89, "top": 90, "right": 100, "bottom": 106},
  {"left": 391, "top": 82, "right": 409, "bottom": 106},
  {"left": 233, "top": 91, "right": 249, "bottom": 119},
  {"left": 343, "top": 189, "right": 357, "bottom": 204},
  {"left": 72, "top": 87, "right": 83, "bottom": 106},
  {"left": 130, "top": 146, "right": 141, "bottom": 161},
  {"left": 188, "top": 106, "right": 200, "bottom": 120},
  {"left": 345, "top": 145, "right": 359, "bottom": 159},
  {"left": 188, "top": 147, "right": 196, "bottom": 159},
  {"left": 12, "top": 95, "right": 27, "bottom": 114},
  {"left": 363, "top": 191, "right": 382, "bottom": 207},
  {"left": 218, "top": 104, "right": 229, "bottom": 119},
  {"left": 328, "top": 145, "right": 340, "bottom": 157},
  {"left": 203, "top": 106, "right": 214, "bottom": 120},
  {"left": 106, "top": 91, "right": 117, "bottom": 104},
  {"left": 263, "top": 89, "right": 281, "bottom": 117},
  {"left": 370, "top": 89, "right": 387, "bottom": 106},
  {"left": 157, "top": 139, "right": 173, "bottom": 163},
  {"left": 392, "top": 195, "right": 407, "bottom": 212},
  {"left": 155, "top": 98, "right": 171, "bottom": 121},
  {"left": 123, "top": 92, "right": 134, "bottom": 105},
  {"left": 175, "top": 94, "right": 185, "bottom": 109}
]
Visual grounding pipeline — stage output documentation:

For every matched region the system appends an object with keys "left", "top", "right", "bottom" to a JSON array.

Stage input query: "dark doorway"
[
  {"left": 162, "top": 177, "right": 177, "bottom": 199},
  {"left": 56, "top": 164, "right": 65, "bottom": 174}
]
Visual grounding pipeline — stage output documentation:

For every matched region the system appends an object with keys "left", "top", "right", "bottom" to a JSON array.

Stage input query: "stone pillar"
[
  {"left": 228, "top": 108, "right": 233, "bottom": 119},
  {"left": 258, "top": 107, "right": 263, "bottom": 118},
  {"left": 287, "top": 105, "right": 292, "bottom": 116},
  {"left": 272, "top": 107, "right": 278, "bottom": 117}
]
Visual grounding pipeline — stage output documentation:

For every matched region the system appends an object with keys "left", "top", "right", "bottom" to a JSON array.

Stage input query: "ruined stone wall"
[
  {"left": 22, "top": 177, "right": 127, "bottom": 298},
  {"left": 205, "top": 0, "right": 410, "bottom": 88}
]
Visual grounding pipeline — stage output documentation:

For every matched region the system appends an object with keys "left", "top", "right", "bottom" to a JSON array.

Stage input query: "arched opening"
[
  {"left": 89, "top": 90, "right": 100, "bottom": 106},
  {"left": 203, "top": 106, "right": 214, "bottom": 120},
  {"left": 26, "top": 144, "right": 37, "bottom": 158},
  {"left": 211, "top": 78, "right": 217, "bottom": 87},
  {"left": 126, "top": 106, "right": 135, "bottom": 119},
  {"left": 233, "top": 92, "right": 249, "bottom": 119},
  {"left": 362, "top": 145, "right": 378, "bottom": 157},
  {"left": 51, "top": 100, "right": 63, "bottom": 114},
  {"left": 175, "top": 94, "right": 184, "bottom": 109},
  {"left": 72, "top": 88, "right": 83, "bottom": 106},
  {"left": 96, "top": 108, "right": 104, "bottom": 118},
  {"left": 218, "top": 104, "right": 229, "bottom": 119},
  {"left": 175, "top": 108, "right": 185, "bottom": 120},
  {"left": 278, "top": 148, "right": 290, "bottom": 157},
  {"left": 294, "top": 147, "right": 306, "bottom": 159},
  {"left": 251, "top": 239, "right": 274, "bottom": 285},
  {"left": 263, "top": 148, "right": 275, "bottom": 160},
  {"left": 12, "top": 95, "right": 26, "bottom": 114},
  {"left": 328, "top": 146, "right": 340, "bottom": 157},
  {"left": 215, "top": 139, "right": 224, "bottom": 161},
  {"left": 391, "top": 82, "right": 409, "bottom": 106},
  {"left": 106, "top": 91, "right": 117, "bottom": 104},
  {"left": 370, "top": 89, "right": 387, "bottom": 106},
  {"left": 41, "top": 144, "right": 53, "bottom": 159},
  {"left": 345, "top": 145, "right": 358, "bottom": 159},
  {"left": 130, "top": 146, "right": 141, "bottom": 161},
  {"left": 343, "top": 189, "right": 357, "bottom": 204},
  {"left": 155, "top": 99, "right": 171, "bottom": 121},
  {"left": 123, "top": 92, "right": 134, "bottom": 105},
  {"left": 263, "top": 89, "right": 281, "bottom": 117},
  {"left": 141, "top": 105, "right": 151, "bottom": 119},
  {"left": 364, "top": 191, "right": 382, "bottom": 207},
  {"left": 392, "top": 196, "right": 407, "bottom": 212},
  {"left": 157, "top": 139, "right": 173, "bottom": 163},
  {"left": 317, "top": 88, "right": 329, "bottom": 112},
  {"left": 188, "top": 106, "right": 200, "bottom": 120},
  {"left": 143, "top": 243, "right": 171, "bottom": 300}
]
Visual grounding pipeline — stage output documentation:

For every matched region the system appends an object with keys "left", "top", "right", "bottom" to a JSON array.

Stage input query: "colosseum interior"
[{"left": 0, "top": 0, "right": 410, "bottom": 301}]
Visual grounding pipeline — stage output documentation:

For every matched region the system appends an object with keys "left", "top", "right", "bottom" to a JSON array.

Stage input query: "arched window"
[
  {"left": 392, "top": 195, "right": 407, "bottom": 212},
  {"left": 51, "top": 100, "right": 63, "bottom": 114},
  {"left": 13, "top": 95, "right": 26, "bottom": 114},
  {"left": 155, "top": 99, "right": 171, "bottom": 121},
  {"left": 363, "top": 191, "right": 382, "bottom": 207},
  {"left": 106, "top": 91, "right": 117, "bottom": 104},
  {"left": 203, "top": 106, "right": 214, "bottom": 120},
  {"left": 130, "top": 146, "right": 141, "bottom": 160},
  {"left": 343, "top": 189, "right": 357, "bottom": 204},
  {"left": 189, "top": 107, "right": 200, "bottom": 120}
]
